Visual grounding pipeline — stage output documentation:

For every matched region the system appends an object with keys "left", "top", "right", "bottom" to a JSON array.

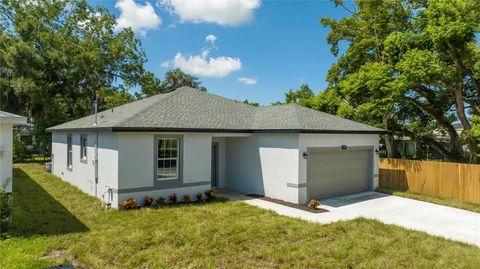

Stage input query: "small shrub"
[
  {"left": 205, "top": 189, "right": 216, "bottom": 201},
  {"left": 168, "top": 193, "right": 177, "bottom": 204},
  {"left": 121, "top": 198, "right": 138, "bottom": 210},
  {"left": 0, "top": 188, "right": 12, "bottom": 234},
  {"left": 143, "top": 195, "right": 154, "bottom": 207},
  {"left": 308, "top": 199, "right": 320, "bottom": 208},
  {"left": 183, "top": 194, "right": 192, "bottom": 204},
  {"left": 155, "top": 197, "right": 166, "bottom": 206},
  {"left": 196, "top": 192, "right": 204, "bottom": 202}
]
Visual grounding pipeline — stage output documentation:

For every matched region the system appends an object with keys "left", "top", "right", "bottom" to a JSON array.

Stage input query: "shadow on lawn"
[{"left": 10, "top": 168, "right": 88, "bottom": 237}]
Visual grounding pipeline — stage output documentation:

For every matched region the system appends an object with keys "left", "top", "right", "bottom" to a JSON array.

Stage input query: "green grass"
[
  {"left": 1, "top": 164, "right": 479, "bottom": 269},
  {"left": 377, "top": 187, "right": 480, "bottom": 213}
]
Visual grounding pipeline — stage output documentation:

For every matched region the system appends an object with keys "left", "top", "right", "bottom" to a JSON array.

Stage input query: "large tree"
[
  {"left": 0, "top": 0, "right": 160, "bottom": 150},
  {"left": 318, "top": 0, "right": 480, "bottom": 162}
]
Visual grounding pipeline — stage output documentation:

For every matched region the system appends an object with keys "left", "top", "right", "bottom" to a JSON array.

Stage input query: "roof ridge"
[{"left": 116, "top": 88, "right": 184, "bottom": 126}]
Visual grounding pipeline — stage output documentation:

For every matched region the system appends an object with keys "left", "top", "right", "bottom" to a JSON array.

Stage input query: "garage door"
[{"left": 307, "top": 148, "right": 372, "bottom": 200}]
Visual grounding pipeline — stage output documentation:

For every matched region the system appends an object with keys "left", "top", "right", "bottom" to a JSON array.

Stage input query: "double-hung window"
[
  {"left": 157, "top": 138, "right": 179, "bottom": 180},
  {"left": 67, "top": 134, "right": 73, "bottom": 169},
  {"left": 80, "top": 134, "right": 88, "bottom": 162}
]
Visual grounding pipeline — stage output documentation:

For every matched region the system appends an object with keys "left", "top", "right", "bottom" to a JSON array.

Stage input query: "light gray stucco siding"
[
  {"left": 226, "top": 133, "right": 300, "bottom": 203},
  {"left": 52, "top": 131, "right": 119, "bottom": 205}
]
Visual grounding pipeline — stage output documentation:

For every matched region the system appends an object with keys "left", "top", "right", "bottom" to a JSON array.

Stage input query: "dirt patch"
[
  {"left": 246, "top": 194, "right": 328, "bottom": 213},
  {"left": 41, "top": 249, "right": 85, "bottom": 269}
]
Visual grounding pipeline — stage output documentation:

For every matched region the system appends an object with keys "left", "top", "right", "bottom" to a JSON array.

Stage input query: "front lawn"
[
  {"left": 377, "top": 187, "right": 480, "bottom": 213},
  {"left": 1, "top": 164, "right": 479, "bottom": 269}
]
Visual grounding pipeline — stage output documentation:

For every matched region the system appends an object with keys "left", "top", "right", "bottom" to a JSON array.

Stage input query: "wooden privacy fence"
[{"left": 379, "top": 158, "right": 480, "bottom": 204}]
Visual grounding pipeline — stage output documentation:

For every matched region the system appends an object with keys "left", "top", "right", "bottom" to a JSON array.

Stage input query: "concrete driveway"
[{"left": 224, "top": 191, "right": 480, "bottom": 247}]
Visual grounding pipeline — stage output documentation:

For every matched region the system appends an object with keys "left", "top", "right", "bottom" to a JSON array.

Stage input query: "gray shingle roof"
[{"left": 47, "top": 87, "right": 385, "bottom": 133}]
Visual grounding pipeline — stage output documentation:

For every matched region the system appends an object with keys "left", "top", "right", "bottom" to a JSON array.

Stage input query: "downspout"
[{"left": 94, "top": 99, "right": 99, "bottom": 198}]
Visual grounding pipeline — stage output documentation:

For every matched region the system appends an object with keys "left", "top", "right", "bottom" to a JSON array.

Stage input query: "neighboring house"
[
  {"left": 0, "top": 111, "right": 27, "bottom": 193},
  {"left": 47, "top": 87, "right": 385, "bottom": 208},
  {"left": 14, "top": 123, "right": 35, "bottom": 150}
]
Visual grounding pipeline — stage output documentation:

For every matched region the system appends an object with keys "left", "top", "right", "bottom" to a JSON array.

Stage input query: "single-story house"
[
  {"left": 0, "top": 111, "right": 28, "bottom": 193},
  {"left": 47, "top": 87, "right": 385, "bottom": 208}
]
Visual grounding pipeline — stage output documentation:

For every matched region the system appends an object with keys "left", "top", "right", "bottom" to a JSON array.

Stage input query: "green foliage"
[
  {"left": 0, "top": 188, "right": 12, "bottom": 235},
  {"left": 285, "top": 84, "right": 315, "bottom": 105},
  {"left": 241, "top": 99, "right": 260, "bottom": 107},
  {"left": 0, "top": 0, "right": 161, "bottom": 150},
  {"left": 13, "top": 133, "right": 27, "bottom": 163},
  {"left": 319, "top": 0, "right": 480, "bottom": 162},
  {"left": 161, "top": 68, "right": 206, "bottom": 93}
]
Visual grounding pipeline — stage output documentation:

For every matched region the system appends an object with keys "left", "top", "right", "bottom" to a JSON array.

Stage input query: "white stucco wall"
[
  {"left": 226, "top": 133, "right": 300, "bottom": 203},
  {"left": 52, "top": 132, "right": 118, "bottom": 205},
  {"left": 298, "top": 133, "right": 380, "bottom": 203},
  {"left": 0, "top": 124, "right": 14, "bottom": 192}
]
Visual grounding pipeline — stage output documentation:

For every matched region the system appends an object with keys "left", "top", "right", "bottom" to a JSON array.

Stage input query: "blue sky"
[{"left": 90, "top": 0, "right": 352, "bottom": 105}]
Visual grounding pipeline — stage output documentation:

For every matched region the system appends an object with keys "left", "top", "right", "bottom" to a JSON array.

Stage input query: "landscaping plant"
[
  {"left": 143, "top": 196, "right": 154, "bottom": 207},
  {"left": 196, "top": 192, "right": 204, "bottom": 202},
  {"left": 155, "top": 197, "right": 166, "bottom": 206},
  {"left": 183, "top": 194, "right": 192, "bottom": 204},
  {"left": 120, "top": 198, "right": 138, "bottom": 210},
  {"left": 308, "top": 199, "right": 320, "bottom": 208},
  {"left": 0, "top": 188, "right": 12, "bottom": 235},
  {"left": 168, "top": 193, "right": 177, "bottom": 204},
  {"left": 205, "top": 189, "right": 216, "bottom": 201}
]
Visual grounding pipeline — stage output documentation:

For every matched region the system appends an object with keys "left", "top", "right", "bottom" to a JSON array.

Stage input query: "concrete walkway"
[{"left": 220, "top": 191, "right": 480, "bottom": 247}]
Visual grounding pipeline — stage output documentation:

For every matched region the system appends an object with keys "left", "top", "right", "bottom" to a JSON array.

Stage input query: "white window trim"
[{"left": 157, "top": 138, "right": 180, "bottom": 181}]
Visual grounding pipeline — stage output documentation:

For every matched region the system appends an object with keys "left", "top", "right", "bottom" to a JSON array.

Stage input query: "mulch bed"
[{"left": 246, "top": 194, "right": 328, "bottom": 214}]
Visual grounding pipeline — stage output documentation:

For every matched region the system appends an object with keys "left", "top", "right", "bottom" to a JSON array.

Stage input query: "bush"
[
  {"left": 183, "top": 194, "right": 191, "bottom": 204},
  {"left": 168, "top": 193, "right": 177, "bottom": 204},
  {"left": 196, "top": 192, "right": 204, "bottom": 202},
  {"left": 205, "top": 189, "right": 216, "bottom": 201},
  {"left": 308, "top": 199, "right": 320, "bottom": 208},
  {"left": 155, "top": 197, "right": 166, "bottom": 206},
  {"left": 13, "top": 133, "right": 28, "bottom": 163},
  {"left": 121, "top": 198, "right": 138, "bottom": 210},
  {"left": 143, "top": 196, "right": 154, "bottom": 207},
  {"left": 0, "top": 188, "right": 12, "bottom": 234}
]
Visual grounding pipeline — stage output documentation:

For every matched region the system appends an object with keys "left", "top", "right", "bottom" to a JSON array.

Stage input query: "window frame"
[
  {"left": 80, "top": 134, "right": 88, "bottom": 163},
  {"left": 67, "top": 134, "right": 73, "bottom": 171},
  {"left": 154, "top": 135, "right": 182, "bottom": 184}
]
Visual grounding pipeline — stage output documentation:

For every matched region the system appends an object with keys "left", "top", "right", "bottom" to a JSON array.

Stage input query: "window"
[
  {"left": 80, "top": 134, "right": 88, "bottom": 162},
  {"left": 157, "top": 138, "right": 179, "bottom": 180},
  {"left": 67, "top": 134, "right": 73, "bottom": 169}
]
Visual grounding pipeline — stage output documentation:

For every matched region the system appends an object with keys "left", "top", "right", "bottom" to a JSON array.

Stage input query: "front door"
[{"left": 211, "top": 142, "right": 219, "bottom": 188}]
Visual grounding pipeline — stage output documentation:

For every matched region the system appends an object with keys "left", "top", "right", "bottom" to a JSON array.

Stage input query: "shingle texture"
[{"left": 47, "top": 87, "right": 384, "bottom": 133}]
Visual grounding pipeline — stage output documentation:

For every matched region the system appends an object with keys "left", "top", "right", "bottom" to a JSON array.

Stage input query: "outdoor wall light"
[
  {"left": 375, "top": 148, "right": 380, "bottom": 155},
  {"left": 303, "top": 152, "right": 308, "bottom": 159}
]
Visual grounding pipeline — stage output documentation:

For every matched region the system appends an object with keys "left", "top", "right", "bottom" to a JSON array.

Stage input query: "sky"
[{"left": 89, "top": 0, "right": 352, "bottom": 105}]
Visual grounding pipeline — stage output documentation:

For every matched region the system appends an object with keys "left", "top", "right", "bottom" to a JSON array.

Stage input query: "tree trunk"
[{"left": 383, "top": 115, "right": 394, "bottom": 158}]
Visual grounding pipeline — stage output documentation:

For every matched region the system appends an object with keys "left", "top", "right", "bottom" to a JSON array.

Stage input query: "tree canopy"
[
  {"left": 0, "top": 0, "right": 162, "bottom": 150},
  {"left": 311, "top": 0, "right": 480, "bottom": 162},
  {"left": 0, "top": 0, "right": 207, "bottom": 152}
]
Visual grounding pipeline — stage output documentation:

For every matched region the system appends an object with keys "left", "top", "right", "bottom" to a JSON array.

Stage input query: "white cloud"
[
  {"left": 160, "top": 61, "right": 170, "bottom": 68},
  {"left": 115, "top": 0, "right": 161, "bottom": 36},
  {"left": 160, "top": 0, "right": 261, "bottom": 26},
  {"left": 172, "top": 50, "right": 241, "bottom": 78},
  {"left": 205, "top": 34, "right": 217, "bottom": 45},
  {"left": 238, "top": 77, "right": 257, "bottom": 85}
]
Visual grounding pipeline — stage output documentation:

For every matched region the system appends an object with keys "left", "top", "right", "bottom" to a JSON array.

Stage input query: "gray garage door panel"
[{"left": 307, "top": 149, "right": 372, "bottom": 200}]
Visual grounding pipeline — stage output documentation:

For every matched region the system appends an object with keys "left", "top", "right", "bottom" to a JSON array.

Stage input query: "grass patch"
[
  {"left": 377, "top": 187, "right": 480, "bottom": 213},
  {"left": 1, "top": 163, "right": 479, "bottom": 269}
]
